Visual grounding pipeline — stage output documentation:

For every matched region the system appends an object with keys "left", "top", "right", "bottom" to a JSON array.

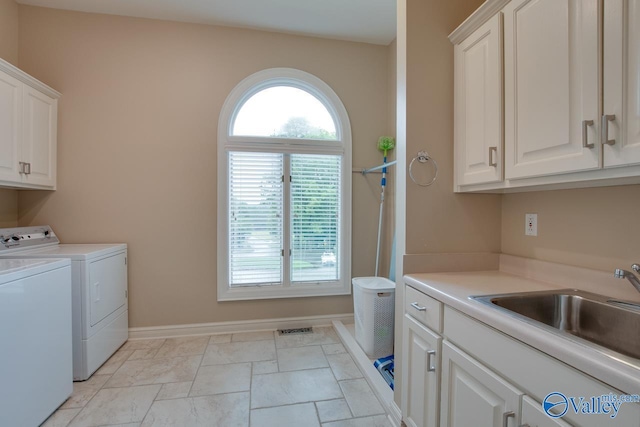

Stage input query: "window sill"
[{"left": 217, "top": 281, "right": 352, "bottom": 301}]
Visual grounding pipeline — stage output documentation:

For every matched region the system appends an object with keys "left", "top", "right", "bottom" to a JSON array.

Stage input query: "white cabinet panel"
[
  {"left": 504, "top": 0, "right": 599, "bottom": 179},
  {"left": 455, "top": 13, "right": 503, "bottom": 186},
  {"left": 440, "top": 341, "right": 522, "bottom": 427},
  {"left": 603, "top": 0, "right": 640, "bottom": 167},
  {"left": 521, "top": 396, "right": 573, "bottom": 427},
  {"left": 402, "top": 314, "right": 441, "bottom": 427},
  {"left": 0, "top": 72, "right": 21, "bottom": 182},
  {"left": 22, "top": 85, "right": 57, "bottom": 187}
]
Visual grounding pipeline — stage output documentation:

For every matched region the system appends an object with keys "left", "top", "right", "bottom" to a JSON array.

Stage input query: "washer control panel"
[{"left": 0, "top": 225, "right": 59, "bottom": 251}]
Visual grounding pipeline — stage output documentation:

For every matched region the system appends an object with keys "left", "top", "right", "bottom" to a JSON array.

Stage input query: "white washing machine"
[
  {"left": 0, "top": 225, "right": 128, "bottom": 381},
  {"left": 0, "top": 258, "right": 72, "bottom": 427}
]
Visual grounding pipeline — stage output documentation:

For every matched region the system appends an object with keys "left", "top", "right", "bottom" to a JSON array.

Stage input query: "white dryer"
[
  {"left": 0, "top": 226, "right": 128, "bottom": 381},
  {"left": 0, "top": 258, "right": 72, "bottom": 426}
]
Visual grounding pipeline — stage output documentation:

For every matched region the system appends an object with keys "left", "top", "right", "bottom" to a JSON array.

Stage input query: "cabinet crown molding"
[
  {"left": 0, "top": 58, "right": 61, "bottom": 99},
  {"left": 448, "top": 0, "right": 511, "bottom": 44}
]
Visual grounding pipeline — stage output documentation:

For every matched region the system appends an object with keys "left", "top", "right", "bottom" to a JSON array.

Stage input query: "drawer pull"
[
  {"left": 502, "top": 411, "right": 515, "bottom": 427},
  {"left": 410, "top": 302, "right": 426, "bottom": 312},
  {"left": 427, "top": 350, "right": 436, "bottom": 372}
]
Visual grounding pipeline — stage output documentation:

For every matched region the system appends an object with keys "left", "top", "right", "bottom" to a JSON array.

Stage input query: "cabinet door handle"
[
  {"left": 410, "top": 302, "right": 426, "bottom": 312},
  {"left": 519, "top": 424, "right": 530, "bottom": 427},
  {"left": 18, "top": 162, "right": 25, "bottom": 174},
  {"left": 601, "top": 114, "right": 616, "bottom": 145},
  {"left": 25, "top": 162, "right": 31, "bottom": 175},
  {"left": 582, "top": 120, "right": 594, "bottom": 148},
  {"left": 489, "top": 146, "right": 498, "bottom": 167},
  {"left": 427, "top": 350, "right": 436, "bottom": 372},
  {"left": 502, "top": 411, "right": 515, "bottom": 427}
]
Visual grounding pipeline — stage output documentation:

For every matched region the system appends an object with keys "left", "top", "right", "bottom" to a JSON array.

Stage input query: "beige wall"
[
  {"left": 17, "top": 6, "right": 393, "bottom": 328},
  {"left": 0, "top": 0, "right": 20, "bottom": 226},
  {"left": 404, "top": 0, "right": 500, "bottom": 257},
  {"left": 502, "top": 185, "right": 640, "bottom": 272}
]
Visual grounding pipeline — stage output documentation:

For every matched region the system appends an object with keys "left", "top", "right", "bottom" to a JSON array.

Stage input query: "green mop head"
[{"left": 377, "top": 136, "right": 395, "bottom": 157}]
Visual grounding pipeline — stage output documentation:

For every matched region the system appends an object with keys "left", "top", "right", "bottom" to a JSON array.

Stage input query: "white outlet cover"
[{"left": 525, "top": 213, "right": 537, "bottom": 236}]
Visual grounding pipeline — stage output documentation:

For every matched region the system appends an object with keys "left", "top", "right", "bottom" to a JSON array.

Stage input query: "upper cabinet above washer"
[
  {"left": 0, "top": 58, "right": 59, "bottom": 190},
  {"left": 450, "top": 0, "right": 640, "bottom": 193}
]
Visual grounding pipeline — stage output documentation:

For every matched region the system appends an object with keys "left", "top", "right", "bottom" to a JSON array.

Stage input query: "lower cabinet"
[
  {"left": 440, "top": 341, "right": 522, "bottom": 427},
  {"left": 402, "top": 314, "right": 441, "bottom": 427},
  {"left": 521, "top": 396, "right": 573, "bottom": 427}
]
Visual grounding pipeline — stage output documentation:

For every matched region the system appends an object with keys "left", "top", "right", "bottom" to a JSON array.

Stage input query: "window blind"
[
  {"left": 228, "top": 152, "right": 283, "bottom": 286},
  {"left": 290, "top": 154, "right": 341, "bottom": 283}
]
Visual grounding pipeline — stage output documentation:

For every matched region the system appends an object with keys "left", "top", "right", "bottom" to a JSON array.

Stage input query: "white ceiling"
[{"left": 16, "top": 0, "right": 397, "bottom": 45}]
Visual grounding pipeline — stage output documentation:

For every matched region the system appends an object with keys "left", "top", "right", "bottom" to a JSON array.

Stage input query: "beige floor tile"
[
  {"left": 95, "top": 350, "right": 134, "bottom": 375},
  {"left": 252, "top": 360, "right": 278, "bottom": 375},
  {"left": 339, "top": 379, "right": 385, "bottom": 417},
  {"left": 121, "top": 339, "right": 166, "bottom": 352},
  {"left": 189, "top": 363, "right": 251, "bottom": 397},
  {"left": 153, "top": 337, "right": 209, "bottom": 359},
  {"left": 105, "top": 355, "right": 202, "bottom": 388},
  {"left": 275, "top": 327, "right": 340, "bottom": 349},
  {"left": 201, "top": 340, "right": 276, "bottom": 365},
  {"left": 250, "top": 402, "right": 320, "bottom": 427},
  {"left": 326, "top": 353, "right": 363, "bottom": 381},
  {"left": 128, "top": 348, "right": 159, "bottom": 361},
  {"left": 231, "top": 331, "right": 275, "bottom": 342},
  {"left": 315, "top": 399, "right": 352, "bottom": 422},
  {"left": 140, "top": 392, "right": 250, "bottom": 427},
  {"left": 155, "top": 382, "right": 192, "bottom": 400},
  {"left": 100, "top": 424, "right": 140, "bottom": 427},
  {"left": 277, "top": 346, "right": 328, "bottom": 372},
  {"left": 69, "top": 385, "right": 161, "bottom": 427},
  {"left": 207, "top": 334, "right": 232, "bottom": 344},
  {"left": 322, "top": 415, "right": 391, "bottom": 427},
  {"left": 322, "top": 343, "right": 347, "bottom": 355},
  {"left": 41, "top": 408, "right": 81, "bottom": 427},
  {"left": 251, "top": 368, "right": 342, "bottom": 409},
  {"left": 61, "top": 375, "right": 111, "bottom": 409}
]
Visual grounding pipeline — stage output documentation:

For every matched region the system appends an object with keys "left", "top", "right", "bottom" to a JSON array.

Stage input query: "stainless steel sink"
[{"left": 471, "top": 289, "right": 640, "bottom": 360}]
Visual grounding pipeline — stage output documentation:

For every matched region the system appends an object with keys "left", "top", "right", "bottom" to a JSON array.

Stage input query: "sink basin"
[{"left": 471, "top": 289, "right": 640, "bottom": 360}]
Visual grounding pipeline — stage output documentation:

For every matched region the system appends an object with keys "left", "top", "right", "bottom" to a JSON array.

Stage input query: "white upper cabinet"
[
  {"left": 603, "top": 0, "right": 640, "bottom": 168},
  {"left": 0, "top": 71, "right": 21, "bottom": 182},
  {"left": 503, "top": 0, "right": 599, "bottom": 179},
  {"left": 454, "top": 13, "right": 504, "bottom": 186},
  {"left": 0, "top": 58, "right": 60, "bottom": 190}
]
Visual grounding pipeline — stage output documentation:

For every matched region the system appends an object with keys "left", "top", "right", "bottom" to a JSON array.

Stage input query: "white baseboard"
[
  {"left": 128, "top": 313, "right": 354, "bottom": 340},
  {"left": 389, "top": 401, "right": 403, "bottom": 427}
]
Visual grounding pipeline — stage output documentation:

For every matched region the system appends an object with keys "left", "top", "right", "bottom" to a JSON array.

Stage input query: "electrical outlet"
[{"left": 525, "top": 213, "right": 538, "bottom": 236}]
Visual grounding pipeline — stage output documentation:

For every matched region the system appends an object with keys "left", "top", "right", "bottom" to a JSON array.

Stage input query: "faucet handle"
[{"left": 633, "top": 264, "right": 640, "bottom": 273}]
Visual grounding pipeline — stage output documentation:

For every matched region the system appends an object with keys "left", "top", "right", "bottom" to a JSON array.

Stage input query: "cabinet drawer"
[{"left": 405, "top": 285, "right": 442, "bottom": 333}]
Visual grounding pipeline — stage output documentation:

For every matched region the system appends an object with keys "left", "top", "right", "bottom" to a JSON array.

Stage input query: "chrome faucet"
[{"left": 614, "top": 264, "right": 640, "bottom": 293}]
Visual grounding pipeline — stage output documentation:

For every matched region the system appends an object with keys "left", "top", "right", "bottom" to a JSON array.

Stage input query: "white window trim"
[{"left": 217, "top": 68, "right": 352, "bottom": 301}]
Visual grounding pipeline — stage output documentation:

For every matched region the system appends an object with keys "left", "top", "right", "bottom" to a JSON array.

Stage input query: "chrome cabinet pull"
[
  {"left": 25, "top": 162, "right": 31, "bottom": 175},
  {"left": 502, "top": 411, "right": 515, "bottom": 427},
  {"left": 410, "top": 302, "right": 426, "bottom": 312},
  {"left": 489, "top": 146, "right": 498, "bottom": 167},
  {"left": 427, "top": 350, "right": 436, "bottom": 372},
  {"left": 601, "top": 114, "right": 616, "bottom": 145},
  {"left": 519, "top": 424, "right": 531, "bottom": 427},
  {"left": 18, "top": 162, "right": 25, "bottom": 174},
  {"left": 582, "top": 119, "right": 594, "bottom": 148}
]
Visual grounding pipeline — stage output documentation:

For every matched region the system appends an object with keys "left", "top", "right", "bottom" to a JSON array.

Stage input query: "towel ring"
[{"left": 409, "top": 151, "right": 438, "bottom": 187}]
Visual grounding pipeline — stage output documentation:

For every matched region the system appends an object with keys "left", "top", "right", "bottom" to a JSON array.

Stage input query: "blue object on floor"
[{"left": 374, "top": 355, "right": 394, "bottom": 390}]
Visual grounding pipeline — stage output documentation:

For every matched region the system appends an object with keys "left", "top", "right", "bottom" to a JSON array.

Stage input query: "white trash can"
[{"left": 352, "top": 277, "right": 395, "bottom": 359}]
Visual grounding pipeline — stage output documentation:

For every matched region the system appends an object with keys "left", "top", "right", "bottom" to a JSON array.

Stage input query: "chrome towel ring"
[{"left": 409, "top": 151, "right": 438, "bottom": 187}]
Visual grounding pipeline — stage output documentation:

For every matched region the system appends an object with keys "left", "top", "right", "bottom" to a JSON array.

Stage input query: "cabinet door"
[
  {"left": 89, "top": 253, "right": 127, "bottom": 327},
  {"left": 603, "top": 0, "right": 640, "bottom": 167},
  {"left": 440, "top": 341, "right": 522, "bottom": 427},
  {"left": 521, "top": 396, "right": 573, "bottom": 427},
  {"left": 22, "top": 85, "right": 57, "bottom": 187},
  {"left": 0, "top": 71, "right": 22, "bottom": 183},
  {"left": 454, "top": 13, "right": 503, "bottom": 186},
  {"left": 402, "top": 314, "right": 441, "bottom": 427},
  {"left": 504, "top": 0, "right": 599, "bottom": 179}
]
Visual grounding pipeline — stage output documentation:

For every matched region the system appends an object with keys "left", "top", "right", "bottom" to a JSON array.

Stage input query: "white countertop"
[{"left": 404, "top": 270, "right": 640, "bottom": 395}]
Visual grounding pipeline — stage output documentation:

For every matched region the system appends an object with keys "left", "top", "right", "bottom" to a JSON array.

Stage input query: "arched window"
[{"left": 217, "top": 68, "right": 352, "bottom": 301}]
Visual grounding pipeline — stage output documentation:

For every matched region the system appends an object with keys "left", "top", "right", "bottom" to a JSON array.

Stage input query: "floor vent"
[{"left": 277, "top": 327, "right": 313, "bottom": 335}]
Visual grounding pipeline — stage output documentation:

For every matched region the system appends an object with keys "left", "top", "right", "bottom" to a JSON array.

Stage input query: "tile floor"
[{"left": 42, "top": 327, "right": 392, "bottom": 427}]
